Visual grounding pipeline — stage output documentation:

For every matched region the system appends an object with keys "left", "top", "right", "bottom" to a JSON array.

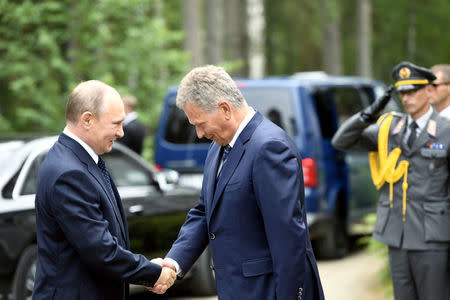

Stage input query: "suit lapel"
[
  {"left": 207, "top": 112, "right": 264, "bottom": 223},
  {"left": 87, "top": 162, "right": 129, "bottom": 244},
  {"left": 205, "top": 144, "right": 221, "bottom": 218},
  {"left": 59, "top": 133, "right": 128, "bottom": 244}
]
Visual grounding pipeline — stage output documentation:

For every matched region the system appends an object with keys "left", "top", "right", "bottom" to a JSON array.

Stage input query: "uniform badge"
[
  {"left": 399, "top": 67, "right": 411, "bottom": 79},
  {"left": 392, "top": 119, "right": 405, "bottom": 135},
  {"left": 426, "top": 142, "right": 445, "bottom": 149},
  {"left": 426, "top": 120, "right": 437, "bottom": 136}
]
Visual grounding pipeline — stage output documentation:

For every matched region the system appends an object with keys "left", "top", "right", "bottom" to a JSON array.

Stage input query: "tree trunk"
[
  {"left": 407, "top": 0, "right": 417, "bottom": 61},
  {"left": 183, "top": 0, "right": 203, "bottom": 67},
  {"left": 321, "top": 0, "right": 342, "bottom": 75},
  {"left": 246, "top": 0, "right": 265, "bottom": 79},
  {"left": 357, "top": 0, "right": 372, "bottom": 77},
  {"left": 225, "top": 0, "right": 245, "bottom": 76},
  {"left": 206, "top": 0, "right": 224, "bottom": 64}
]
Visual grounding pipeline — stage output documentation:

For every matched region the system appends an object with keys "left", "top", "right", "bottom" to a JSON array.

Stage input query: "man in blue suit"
[
  {"left": 156, "top": 66, "right": 324, "bottom": 299},
  {"left": 33, "top": 80, "right": 176, "bottom": 300}
]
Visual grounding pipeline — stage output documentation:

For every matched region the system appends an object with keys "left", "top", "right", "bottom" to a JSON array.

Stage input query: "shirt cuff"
[{"left": 165, "top": 257, "right": 183, "bottom": 277}]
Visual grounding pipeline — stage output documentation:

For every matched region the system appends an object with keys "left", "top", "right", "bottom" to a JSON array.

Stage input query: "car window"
[
  {"left": 164, "top": 100, "right": 210, "bottom": 144},
  {"left": 21, "top": 153, "right": 47, "bottom": 195},
  {"left": 104, "top": 149, "right": 154, "bottom": 187},
  {"left": 241, "top": 88, "right": 295, "bottom": 137}
]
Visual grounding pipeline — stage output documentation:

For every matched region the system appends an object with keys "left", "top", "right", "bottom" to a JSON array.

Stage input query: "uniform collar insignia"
[
  {"left": 426, "top": 119, "right": 437, "bottom": 136},
  {"left": 392, "top": 119, "right": 405, "bottom": 135}
]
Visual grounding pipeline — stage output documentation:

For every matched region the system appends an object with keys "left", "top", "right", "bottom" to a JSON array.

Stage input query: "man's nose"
[
  {"left": 117, "top": 125, "right": 124, "bottom": 138},
  {"left": 195, "top": 126, "right": 204, "bottom": 139}
]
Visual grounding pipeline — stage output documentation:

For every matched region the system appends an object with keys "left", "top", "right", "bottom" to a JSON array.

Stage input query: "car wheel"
[
  {"left": 189, "top": 247, "right": 216, "bottom": 296},
  {"left": 12, "top": 244, "right": 37, "bottom": 300},
  {"left": 316, "top": 215, "right": 349, "bottom": 259}
]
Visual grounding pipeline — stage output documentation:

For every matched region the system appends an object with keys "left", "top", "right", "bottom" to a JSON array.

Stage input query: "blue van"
[{"left": 154, "top": 72, "right": 399, "bottom": 258}]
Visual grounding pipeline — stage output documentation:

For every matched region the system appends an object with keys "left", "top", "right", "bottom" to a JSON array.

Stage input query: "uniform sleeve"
[
  {"left": 252, "top": 139, "right": 308, "bottom": 299},
  {"left": 50, "top": 170, "right": 162, "bottom": 286},
  {"left": 331, "top": 112, "right": 380, "bottom": 152}
]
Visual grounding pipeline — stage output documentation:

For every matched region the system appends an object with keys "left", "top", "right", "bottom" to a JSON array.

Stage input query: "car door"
[{"left": 103, "top": 147, "right": 199, "bottom": 259}]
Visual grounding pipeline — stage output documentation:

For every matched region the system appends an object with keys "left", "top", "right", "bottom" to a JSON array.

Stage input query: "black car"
[{"left": 0, "top": 136, "right": 216, "bottom": 300}]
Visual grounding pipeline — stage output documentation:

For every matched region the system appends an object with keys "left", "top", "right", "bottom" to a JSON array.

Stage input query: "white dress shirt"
[
  {"left": 439, "top": 105, "right": 450, "bottom": 119},
  {"left": 404, "top": 107, "right": 433, "bottom": 144}
]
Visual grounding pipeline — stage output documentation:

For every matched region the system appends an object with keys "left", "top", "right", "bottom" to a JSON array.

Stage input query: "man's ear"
[
  {"left": 80, "top": 111, "right": 94, "bottom": 129},
  {"left": 218, "top": 101, "right": 232, "bottom": 120}
]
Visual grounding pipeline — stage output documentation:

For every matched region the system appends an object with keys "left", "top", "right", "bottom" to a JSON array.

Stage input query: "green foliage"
[
  {"left": 358, "top": 213, "right": 393, "bottom": 298},
  {"left": 265, "top": 0, "right": 450, "bottom": 82},
  {"left": 0, "top": 0, "right": 188, "bottom": 137}
]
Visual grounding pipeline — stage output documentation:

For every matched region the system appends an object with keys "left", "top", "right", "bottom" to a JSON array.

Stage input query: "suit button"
[{"left": 209, "top": 232, "right": 216, "bottom": 240}]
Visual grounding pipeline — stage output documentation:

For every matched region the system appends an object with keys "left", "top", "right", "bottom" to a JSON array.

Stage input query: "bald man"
[{"left": 33, "top": 80, "right": 175, "bottom": 300}]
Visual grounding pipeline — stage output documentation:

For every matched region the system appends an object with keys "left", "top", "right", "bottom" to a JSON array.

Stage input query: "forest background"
[{"left": 1, "top": 0, "right": 449, "bottom": 161}]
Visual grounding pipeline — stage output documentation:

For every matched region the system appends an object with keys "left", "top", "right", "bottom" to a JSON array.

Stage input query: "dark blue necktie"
[
  {"left": 221, "top": 144, "right": 232, "bottom": 165},
  {"left": 97, "top": 156, "right": 116, "bottom": 200},
  {"left": 217, "top": 145, "right": 232, "bottom": 180}
]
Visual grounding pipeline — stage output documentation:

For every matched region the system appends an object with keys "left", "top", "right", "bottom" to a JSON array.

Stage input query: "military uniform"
[{"left": 332, "top": 62, "right": 450, "bottom": 300}]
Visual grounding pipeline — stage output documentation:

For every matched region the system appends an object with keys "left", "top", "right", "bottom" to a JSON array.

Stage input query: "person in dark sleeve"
[
  {"left": 151, "top": 65, "right": 324, "bottom": 300},
  {"left": 332, "top": 61, "right": 450, "bottom": 300},
  {"left": 33, "top": 80, "right": 175, "bottom": 300},
  {"left": 117, "top": 94, "right": 146, "bottom": 155}
]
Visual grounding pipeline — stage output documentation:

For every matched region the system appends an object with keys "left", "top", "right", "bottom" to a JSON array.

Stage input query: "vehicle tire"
[
  {"left": 315, "top": 215, "right": 349, "bottom": 259},
  {"left": 188, "top": 247, "right": 216, "bottom": 296},
  {"left": 11, "top": 244, "right": 37, "bottom": 300}
]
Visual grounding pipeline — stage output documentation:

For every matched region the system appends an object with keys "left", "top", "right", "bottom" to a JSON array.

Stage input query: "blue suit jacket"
[
  {"left": 167, "top": 112, "right": 324, "bottom": 300},
  {"left": 33, "top": 133, "right": 161, "bottom": 300}
]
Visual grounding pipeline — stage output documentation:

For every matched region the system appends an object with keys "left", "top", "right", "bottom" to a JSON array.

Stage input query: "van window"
[
  {"left": 164, "top": 100, "right": 210, "bottom": 144},
  {"left": 241, "top": 88, "right": 295, "bottom": 137},
  {"left": 331, "top": 87, "right": 364, "bottom": 125},
  {"left": 313, "top": 87, "right": 366, "bottom": 139}
]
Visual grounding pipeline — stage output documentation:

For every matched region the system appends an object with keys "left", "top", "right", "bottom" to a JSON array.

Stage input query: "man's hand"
[
  {"left": 360, "top": 84, "right": 394, "bottom": 123},
  {"left": 150, "top": 257, "right": 176, "bottom": 272},
  {"left": 146, "top": 267, "right": 177, "bottom": 294}
]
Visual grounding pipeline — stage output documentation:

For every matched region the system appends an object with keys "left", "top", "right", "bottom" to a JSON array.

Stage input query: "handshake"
[{"left": 147, "top": 258, "right": 178, "bottom": 294}]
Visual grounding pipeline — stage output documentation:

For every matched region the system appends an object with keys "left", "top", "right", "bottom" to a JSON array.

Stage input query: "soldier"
[{"left": 332, "top": 61, "right": 449, "bottom": 300}]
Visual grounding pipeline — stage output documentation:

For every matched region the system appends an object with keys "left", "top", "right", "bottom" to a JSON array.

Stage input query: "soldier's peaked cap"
[{"left": 392, "top": 61, "right": 436, "bottom": 91}]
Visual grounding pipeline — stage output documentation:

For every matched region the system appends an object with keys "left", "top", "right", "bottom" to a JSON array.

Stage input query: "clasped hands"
[{"left": 147, "top": 258, "right": 177, "bottom": 294}]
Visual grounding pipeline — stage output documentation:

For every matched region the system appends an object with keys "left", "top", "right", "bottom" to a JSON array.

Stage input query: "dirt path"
[
  {"left": 318, "top": 250, "right": 390, "bottom": 300},
  {"left": 136, "top": 249, "right": 391, "bottom": 300}
]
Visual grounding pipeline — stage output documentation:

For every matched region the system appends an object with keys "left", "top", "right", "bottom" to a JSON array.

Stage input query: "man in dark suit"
[
  {"left": 152, "top": 65, "right": 324, "bottom": 300},
  {"left": 332, "top": 62, "right": 450, "bottom": 300},
  {"left": 117, "top": 94, "right": 146, "bottom": 155},
  {"left": 33, "top": 80, "right": 176, "bottom": 300}
]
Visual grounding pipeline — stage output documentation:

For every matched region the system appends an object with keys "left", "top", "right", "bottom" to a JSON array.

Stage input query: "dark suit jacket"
[
  {"left": 33, "top": 133, "right": 161, "bottom": 300},
  {"left": 118, "top": 118, "right": 146, "bottom": 155},
  {"left": 167, "top": 112, "right": 324, "bottom": 300}
]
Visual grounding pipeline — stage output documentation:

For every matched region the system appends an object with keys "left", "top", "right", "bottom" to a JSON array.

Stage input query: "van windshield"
[{"left": 241, "top": 88, "right": 295, "bottom": 137}]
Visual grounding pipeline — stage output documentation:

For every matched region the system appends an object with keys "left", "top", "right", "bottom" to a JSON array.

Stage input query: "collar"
[
  {"left": 123, "top": 111, "right": 138, "bottom": 126},
  {"left": 439, "top": 105, "right": 450, "bottom": 119},
  {"left": 63, "top": 127, "right": 99, "bottom": 164},
  {"left": 228, "top": 107, "right": 255, "bottom": 148},
  {"left": 407, "top": 106, "right": 433, "bottom": 132}
]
